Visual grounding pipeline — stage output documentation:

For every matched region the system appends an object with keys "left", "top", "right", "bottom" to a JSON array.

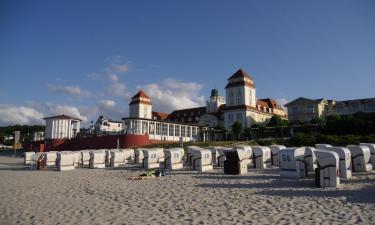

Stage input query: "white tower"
[
  {"left": 206, "top": 88, "right": 225, "bottom": 113},
  {"left": 129, "top": 90, "right": 152, "bottom": 119},
  {"left": 225, "top": 69, "right": 256, "bottom": 107}
]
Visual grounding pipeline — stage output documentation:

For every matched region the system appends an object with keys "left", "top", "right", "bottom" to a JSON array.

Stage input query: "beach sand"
[{"left": 0, "top": 154, "right": 374, "bottom": 225}]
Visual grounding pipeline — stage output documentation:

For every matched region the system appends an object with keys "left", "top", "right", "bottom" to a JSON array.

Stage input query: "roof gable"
[{"left": 228, "top": 69, "right": 253, "bottom": 80}]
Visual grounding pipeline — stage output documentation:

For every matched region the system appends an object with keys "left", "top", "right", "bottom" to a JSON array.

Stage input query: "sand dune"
[{"left": 0, "top": 155, "right": 374, "bottom": 225}]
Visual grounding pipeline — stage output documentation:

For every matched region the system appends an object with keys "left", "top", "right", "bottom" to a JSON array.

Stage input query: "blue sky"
[{"left": 0, "top": 0, "right": 374, "bottom": 126}]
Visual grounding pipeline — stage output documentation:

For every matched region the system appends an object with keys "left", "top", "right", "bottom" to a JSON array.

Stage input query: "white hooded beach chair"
[
  {"left": 348, "top": 145, "right": 372, "bottom": 172},
  {"left": 360, "top": 143, "right": 375, "bottom": 169},
  {"left": 325, "top": 147, "right": 352, "bottom": 179},
  {"left": 303, "top": 147, "right": 317, "bottom": 173},
  {"left": 80, "top": 150, "right": 92, "bottom": 167},
  {"left": 209, "top": 146, "right": 222, "bottom": 166},
  {"left": 315, "top": 144, "right": 333, "bottom": 150},
  {"left": 315, "top": 150, "right": 340, "bottom": 188},
  {"left": 279, "top": 147, "right": 307, "bottom": 178},
  {"left": 142, "top": 149, "right": 160, "bottom": 169},
  {"left": 24, "top": 152, "right": 35, "bottom": 165},
  {"left": 73, "top": 151, "right": 81, "bottom": 167},
  {"left": 235, "top": 145, "right": 253, "bottom": 166},
  {"left": 134, "top": 148, "right": 145, "bottom": 165},
  {"left": 270, "top": 145, "right": 286, "bottom": 167},
  {"left": 56, "top": 152, "right": 75, "bottom": 171},
  {"left": 110, "top": 150, "right": 126, "bottom": 167},
  {"left": 223, "top": 148, "right": 248, "bottom": 175},
  {"left": 44, "top": 151, "right": 58, "bottom": 167},
  {"left": 104, "top": 149, "right": 113, "bottom": 167},
  {"left": 119, "top": 148, "right": 135, "bottom": 164},
  {"left": 191, "top": 148, "right": 213, "bottom": 172},
  {"left": 186, "top": 146, "right": 202, "bottom": 165},
  {"left": 252, "top": 146, "right": 271, "bottom": 169},
  {"left": 164, "top": 148, "right": 184, "bottom": 170},
  {"left": 89, "top": 151, "right": 106, "bottom": 169}
]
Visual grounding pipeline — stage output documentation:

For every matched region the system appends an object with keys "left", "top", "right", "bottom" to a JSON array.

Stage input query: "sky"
[{"left": 0, "top": 0, "right": 374, "bottom": 126}]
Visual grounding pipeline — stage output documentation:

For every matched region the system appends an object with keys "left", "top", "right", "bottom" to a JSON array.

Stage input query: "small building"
[
  {"left": 94, "top": 115, "right": 124, "bottom": 134},
  {"left": 44, "top": 114, "right": 81, "bottom": 139}
]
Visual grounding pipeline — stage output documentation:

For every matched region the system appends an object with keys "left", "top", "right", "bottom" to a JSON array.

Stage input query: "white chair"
[
  {"left": 110, "top": 150, "right": 126, "bottom": 167},
  {"left": 119, "top": 148, "right": 135, "bottom": 164},
  {"left": 73, "top": 151, "right": 81, "bottom": 167},
  {"left": 303, "top": 147, "right": 317, "bottom": 173},
  {"left": 134, "top": 148, "right": 145, "bottom": 164},
  {"left": 89, "top": 151, "right": 106, "bottom": 169},
  {"left": 191, "top": 148, "right": 213, "bottom": 172},
  {"left": 252, "top": 146, "right": 271, "bottom": 169},
  {"left": 325, "top": 147, "right": 352, "bottom": 179},
  {"left": 209, "top": 146, "right": 222, "bottom": 166},
  {"left": 315, "top": 144, "right": 333, "bottom": 150},
  {"left": 164, "top": 148, "right": 184, "bottom": 170},
  {"left": 270, "top": 145, "right": 286, "bottom": 167},
  {"left": 360, "top": 143, "right": 375, "bottom": 169},
  {"left": 279, "top": 147, "right": 307, "bottom": 178},
  {"left": 348, "top": 145, "right": 372, "bottom": 172},
  {"left": 44, "top": 151, "right": 58, "bottom": 167},
  {"left": 104, "top": 149, "right": 113, "bottom": 167},
  {"left": 315, "top": 150, "right": 340, "bottom": 188},
  {"left": 186, "top": 146, "right": 202, "bottom": 165},
  {"left": 223, "top": 149, "right": 248, "bottom": 175},
  {"left": 153, "top": 148, "right": 165, "bottom": 164},
  {"left": 80, "top": 150, "right": 92, "bottom": 167},
  {"left": 235, "top": 145, "right": 253, "bottom": 166},
  {"left": 142, "top": 149, "right": 160, "bottom": 169},
  {"left": 56, "top": 152, "right": 75, "bottom": 171},
  {"left": 24, "top": 152, "right": 35, "bottom": 165}
]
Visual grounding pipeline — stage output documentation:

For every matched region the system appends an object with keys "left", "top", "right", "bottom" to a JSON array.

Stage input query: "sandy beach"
[{"left": 0, "top": 153, "right": 374, "bottom": 225}]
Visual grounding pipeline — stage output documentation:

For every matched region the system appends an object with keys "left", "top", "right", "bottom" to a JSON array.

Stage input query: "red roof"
[
  {"left": 228, "top": 69, "right": 253, "bottom": 80},
  {"left": 152, "top": 111, "right": 169, "bottom": 120},
  {"left": 132, "top": 90, "right": 150, "bottom": 99},
  {"left": 43, "top": 114, "right": 82, "bottom": 121}
]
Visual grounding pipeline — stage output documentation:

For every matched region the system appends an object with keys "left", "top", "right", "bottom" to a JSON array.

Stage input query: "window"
[
  {"left": 188, "top": 117, "right": 192, "bottom": 122},
  {"left": 305, "top": 105, "right": 314, "bottom": 113},
  {"left": 149, "top": 122, "right": 155, "bottom": 135},
  {"left": 229, "top": 89, "right": 234, "bottom": 105},
  {"left": 236, "top": 113, "right": 242, "bottom": 122},
  {"left": 134, "top": 120, "right": 141, "bottom": 134},
  {"left": 169, "top": 124, "right": 174, "bottom": 136},
  {"left": 192, "top": 127, "right": 197, "bottom": 136},
  {"left": 191, "top": 111, "right": 194, "bottom": 116},
  {"left": 142, "top": 121, "right": 148, "bottom": 134},
  {"left": 187, "top": 126, "right": 191, "bottom": 137},
  {"left": 175, "top": 125, "right": 180, "bottom": 137},
  {"left": 228, "top": 114, "right": 234, "bottom": 123},
  {"left": 195, "top": 117, "right": 199, "bottom": 121},
  {"left": 292, "top": 106, "right": 298, "bottom": 114},
  {"left": 181, "top": 126, "right": 186, "bottom": 137},
  {"left": 156, "top": 123, "right": 161, "bottom": 135},
  {"left": 162, "top": 124, "right": 168, "bottom": 135},
  {"left": 236, "top": 89, "right": 241, "bottom": 104},
  {"left": 144, "top": 106, "right": 148, "bottom": 118}
]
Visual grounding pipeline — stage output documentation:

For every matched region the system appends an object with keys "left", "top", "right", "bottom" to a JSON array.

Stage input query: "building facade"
[{"left": 285, "top": 97, "right": 375, "bottom": 122}]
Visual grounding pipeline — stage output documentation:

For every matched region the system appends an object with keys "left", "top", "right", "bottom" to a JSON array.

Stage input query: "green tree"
[
  {"left": 267, "top": 115, "right": 288, "bottom": 127},
  {"left": 231, "top": 121, "right": 243, "bottom": 140}
]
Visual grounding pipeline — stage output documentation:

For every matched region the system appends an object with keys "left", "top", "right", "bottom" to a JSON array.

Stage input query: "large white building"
[
  {"left": 122, "top": 69, "right": 286, "bottom": 141},
  {"left": 44, "top": 115, "right": 81, "bottom": 140}
]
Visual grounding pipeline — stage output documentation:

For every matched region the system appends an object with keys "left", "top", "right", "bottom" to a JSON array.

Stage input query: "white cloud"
[
  {"left": 98, "top": 100, "right": 116, "bottom": 109},
  {"left": 106, "top": 82, "right": 131, "bottom": 100},
  {"left": 275, "top": 98, "right": 289, "bottom": 111},
  {"left": 109, "top": 63, "right": 129, "bottom": 73},
  {"left": 107, "top": 73, "right": 119, "bottom": 82},
  {"left": 0, "top": 104, "right": 44, "bottom": 125},
  {"left": 0, "top": 103, "right": 89, "bottom": 126},
  {"left": 138, "top": 79, "right": 206, "bottom": 113},
  {"left": 49, "top": 85, "right": 90, "bottom": 98}
]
